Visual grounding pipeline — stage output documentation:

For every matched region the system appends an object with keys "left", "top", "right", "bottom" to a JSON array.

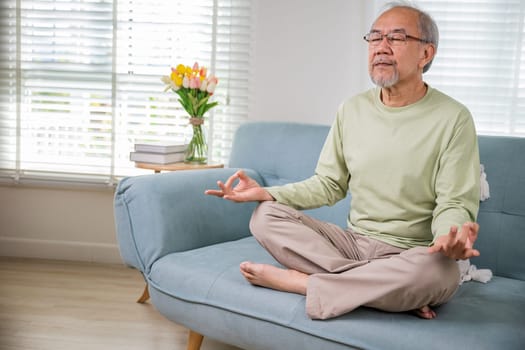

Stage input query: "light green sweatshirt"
[{"left": 267, "top": 86, "right": 480, "bottom": 249}]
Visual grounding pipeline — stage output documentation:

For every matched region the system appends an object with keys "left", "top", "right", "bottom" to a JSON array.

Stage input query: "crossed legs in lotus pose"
[
  {"left": 240, "top": 201, "right": 461, "bottom": 320},
  {"left": 239, "top": 262, "right": 437, "bottom": 319}
]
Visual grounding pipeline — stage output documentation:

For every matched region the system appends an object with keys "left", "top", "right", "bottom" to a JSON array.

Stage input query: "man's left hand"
[{"left": 428, "top": 222, "right": 480, "bottom": 260}]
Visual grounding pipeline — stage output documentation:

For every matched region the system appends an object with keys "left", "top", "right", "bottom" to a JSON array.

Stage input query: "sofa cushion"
[{"left": 148, "top": 237, "right": 525, "bottom": 350}]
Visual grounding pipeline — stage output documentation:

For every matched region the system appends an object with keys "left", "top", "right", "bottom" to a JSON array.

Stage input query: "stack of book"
[{"left": 130, "top": 142, "right": 188, "bottom": 164}]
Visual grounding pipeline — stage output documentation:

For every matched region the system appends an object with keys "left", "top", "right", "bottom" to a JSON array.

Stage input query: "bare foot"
[
  {"left": 239, "top": 261, "right": 308, "bottom": 295},
  {"left": 414, "top": 305, "right": 436, "bottom": 319}
]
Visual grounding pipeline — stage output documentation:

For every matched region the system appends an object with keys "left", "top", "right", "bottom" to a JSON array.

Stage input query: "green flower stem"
[{"left": 185, "top": 123, "right": 208, "bottom": 164}]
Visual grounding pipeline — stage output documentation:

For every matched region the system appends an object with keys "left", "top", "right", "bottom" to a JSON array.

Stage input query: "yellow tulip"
[
  {"left": 174, "top": 75, "right": 183, "bottom": 87},
  {"left": 176, "top": 64, "right": 186, "bottom": 75}
]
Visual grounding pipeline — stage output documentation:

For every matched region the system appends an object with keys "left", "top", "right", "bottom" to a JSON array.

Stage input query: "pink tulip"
[
  {"left": 206, "top": 82, "right": 217, "bottom": 94},
  {"left": 208, "top": 75, "right": 218, "bottom": 85},
  {"left": 193, "top": 62, "right": 199, "bottom": 71},
  {"left": 190, "top": 77, "right": 201, "bottom": 89}
]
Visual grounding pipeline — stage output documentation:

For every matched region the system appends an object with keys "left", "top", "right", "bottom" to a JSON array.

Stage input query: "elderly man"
[{"left": 206, "top": 3, "right": 480, "bottom": 320}]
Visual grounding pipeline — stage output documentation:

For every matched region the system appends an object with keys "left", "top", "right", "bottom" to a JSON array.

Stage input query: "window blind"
[
  {"left": 0, "top": 0, "right": 17, "bottom": 179},
  {"left": 0, "top": 0, "right": 254, "bottom": 186},
  {"left": 417, "top": 0, "right": 525, "bottom": 136}
]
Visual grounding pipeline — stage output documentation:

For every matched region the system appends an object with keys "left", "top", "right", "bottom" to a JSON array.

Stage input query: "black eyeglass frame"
[{"left": 363, "top": 32, "right": 430, "bottom": 46}]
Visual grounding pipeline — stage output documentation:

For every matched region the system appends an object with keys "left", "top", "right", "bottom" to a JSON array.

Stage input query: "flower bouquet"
[{"left": 161, "top": 62, "right": 219, "bottom": 164}]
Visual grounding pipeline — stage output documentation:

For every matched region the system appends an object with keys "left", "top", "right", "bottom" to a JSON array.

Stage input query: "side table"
[
  {"left": 135, "top": 161, "right": 224, "bottom": 174},
  {"left": 133, "top": 161, "right": 224, "bottom": 304}
]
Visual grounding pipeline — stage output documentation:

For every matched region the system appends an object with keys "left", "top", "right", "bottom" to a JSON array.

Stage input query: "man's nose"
[
  {"left": 377, "top": 35, "right": 392, "bottom": 48},
  {"left": 372, "top": 36, "right": 395, "bottom": 56}
]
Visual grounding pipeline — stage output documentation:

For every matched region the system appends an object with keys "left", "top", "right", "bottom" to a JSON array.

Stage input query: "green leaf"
[
  {"left": 201, "top": 101, "right": 219, "bottom": 115},
  {"left": 187, "top": 93, "right": 200, "bottom": 116},
  {"left": 171, "top": 87, "right": 218, "bottom": 117}
]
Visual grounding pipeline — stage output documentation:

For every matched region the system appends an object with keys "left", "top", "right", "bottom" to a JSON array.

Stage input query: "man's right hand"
[{"left": 205, "top": 170, "right": 274, "bottom": 202}]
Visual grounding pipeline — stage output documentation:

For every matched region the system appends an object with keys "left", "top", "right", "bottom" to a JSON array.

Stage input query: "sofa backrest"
[
  {"left": 475, "top": 136, "right": 525, "bottom": 280},
  {"left": 229, "top": 122, "right": 351, "bottom": 228},
  {"left": 229, "top": 122, "right": 525, "bottom": 280},
  {"left": 229, "top": 122, "right": 329, "bottom": 186}
]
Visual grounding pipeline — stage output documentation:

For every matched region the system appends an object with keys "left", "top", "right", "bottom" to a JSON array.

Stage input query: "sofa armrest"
[{"left": 114, "top": 168, "right": 261, "bottom": 274}]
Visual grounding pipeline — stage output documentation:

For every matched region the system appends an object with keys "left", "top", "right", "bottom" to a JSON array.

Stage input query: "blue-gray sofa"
[{"left": 114, "top": 122, "right": 525, "bottom": 350}]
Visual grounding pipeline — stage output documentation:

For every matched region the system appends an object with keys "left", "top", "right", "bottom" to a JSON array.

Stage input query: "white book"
[
  {"left": 134, "top": 141, "right": 188, "bottom": 154},
  {"left": 130, "top": 151, "right": 186, "bottom": 164}
]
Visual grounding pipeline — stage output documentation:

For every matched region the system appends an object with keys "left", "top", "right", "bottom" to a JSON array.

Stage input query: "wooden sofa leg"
[
  {"left": 136, "top": 283, "right": 150, "bottom": 303},
  {"left": 187, "top": 330, "right": 204, "bottom": 350}
]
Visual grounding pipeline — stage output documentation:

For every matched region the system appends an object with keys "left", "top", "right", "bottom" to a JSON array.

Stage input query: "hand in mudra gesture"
[
  {"left": 428, "top": 222, "right": 480, "bottom": 260},
  {"left": 205, "top": 169, "right": 274, "bottom": 202}
]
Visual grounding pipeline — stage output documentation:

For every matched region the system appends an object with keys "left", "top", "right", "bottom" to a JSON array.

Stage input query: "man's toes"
[
  {"left": 415, "top": 305, "right": 436, "bottom": 319},
  {"left": 240, "top": 261, "right": 254, "bottom": 273}
]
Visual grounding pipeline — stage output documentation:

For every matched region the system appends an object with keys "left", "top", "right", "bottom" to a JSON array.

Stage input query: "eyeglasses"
[{"left": 363, "top": 31, "right": 429, "bottom": 46}]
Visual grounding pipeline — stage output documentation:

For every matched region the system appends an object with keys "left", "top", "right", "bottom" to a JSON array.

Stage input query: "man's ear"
[{"left": 420, "top": 44, "right": 436, "bottom": 70}]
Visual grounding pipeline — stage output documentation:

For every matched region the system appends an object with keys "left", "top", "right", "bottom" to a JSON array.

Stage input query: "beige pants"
[{"left": 249, "top": 201, "right": 460, "bottom": 320}]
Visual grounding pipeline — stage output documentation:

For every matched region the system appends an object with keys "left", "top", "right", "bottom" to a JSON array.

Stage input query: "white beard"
[{"left": 371, "top": 69, "right": 399, "bottom": 88}]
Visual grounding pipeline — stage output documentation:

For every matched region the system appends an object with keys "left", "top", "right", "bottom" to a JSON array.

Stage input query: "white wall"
[
  {"left": 0, "top": 0, "right": 377, "bottom": 264},
  {"left": 251, "top": 0, "right": 373, "bottom": 125},
  {"left": 0, "top": 185, "right": 119, "bottom": 263}
]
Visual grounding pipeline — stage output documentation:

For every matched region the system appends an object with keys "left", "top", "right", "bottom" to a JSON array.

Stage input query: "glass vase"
[{"left": 185, "top": 119, "right": 208, "bottom": 164}]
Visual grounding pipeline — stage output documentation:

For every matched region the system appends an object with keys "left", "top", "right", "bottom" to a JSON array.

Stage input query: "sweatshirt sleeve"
[
  {"left": 431, "top": 108, "right": 480, "bottom": 241},
  {"left": 266, "top": 109, "right": 350, "bottom": 210}
]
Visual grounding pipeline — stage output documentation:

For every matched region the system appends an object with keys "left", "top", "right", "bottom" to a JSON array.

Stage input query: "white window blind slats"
[
  {"left": 12, "top": 0, "right": 114, "bottom": 178},
  {"left": 113, "top": 0, "right": 253, "bottom": 174},
  {"left": 114, "top": 1, "right": 213, "bottom": 175},
  {"left": 418, "top": 0, "right": 525, "bottom": 136},
  {"left": 0, "top": 0, "right": 18, "bottom": 174},
  {"left": 1, "top": 0, "right": 253, "bottom": 184}
]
